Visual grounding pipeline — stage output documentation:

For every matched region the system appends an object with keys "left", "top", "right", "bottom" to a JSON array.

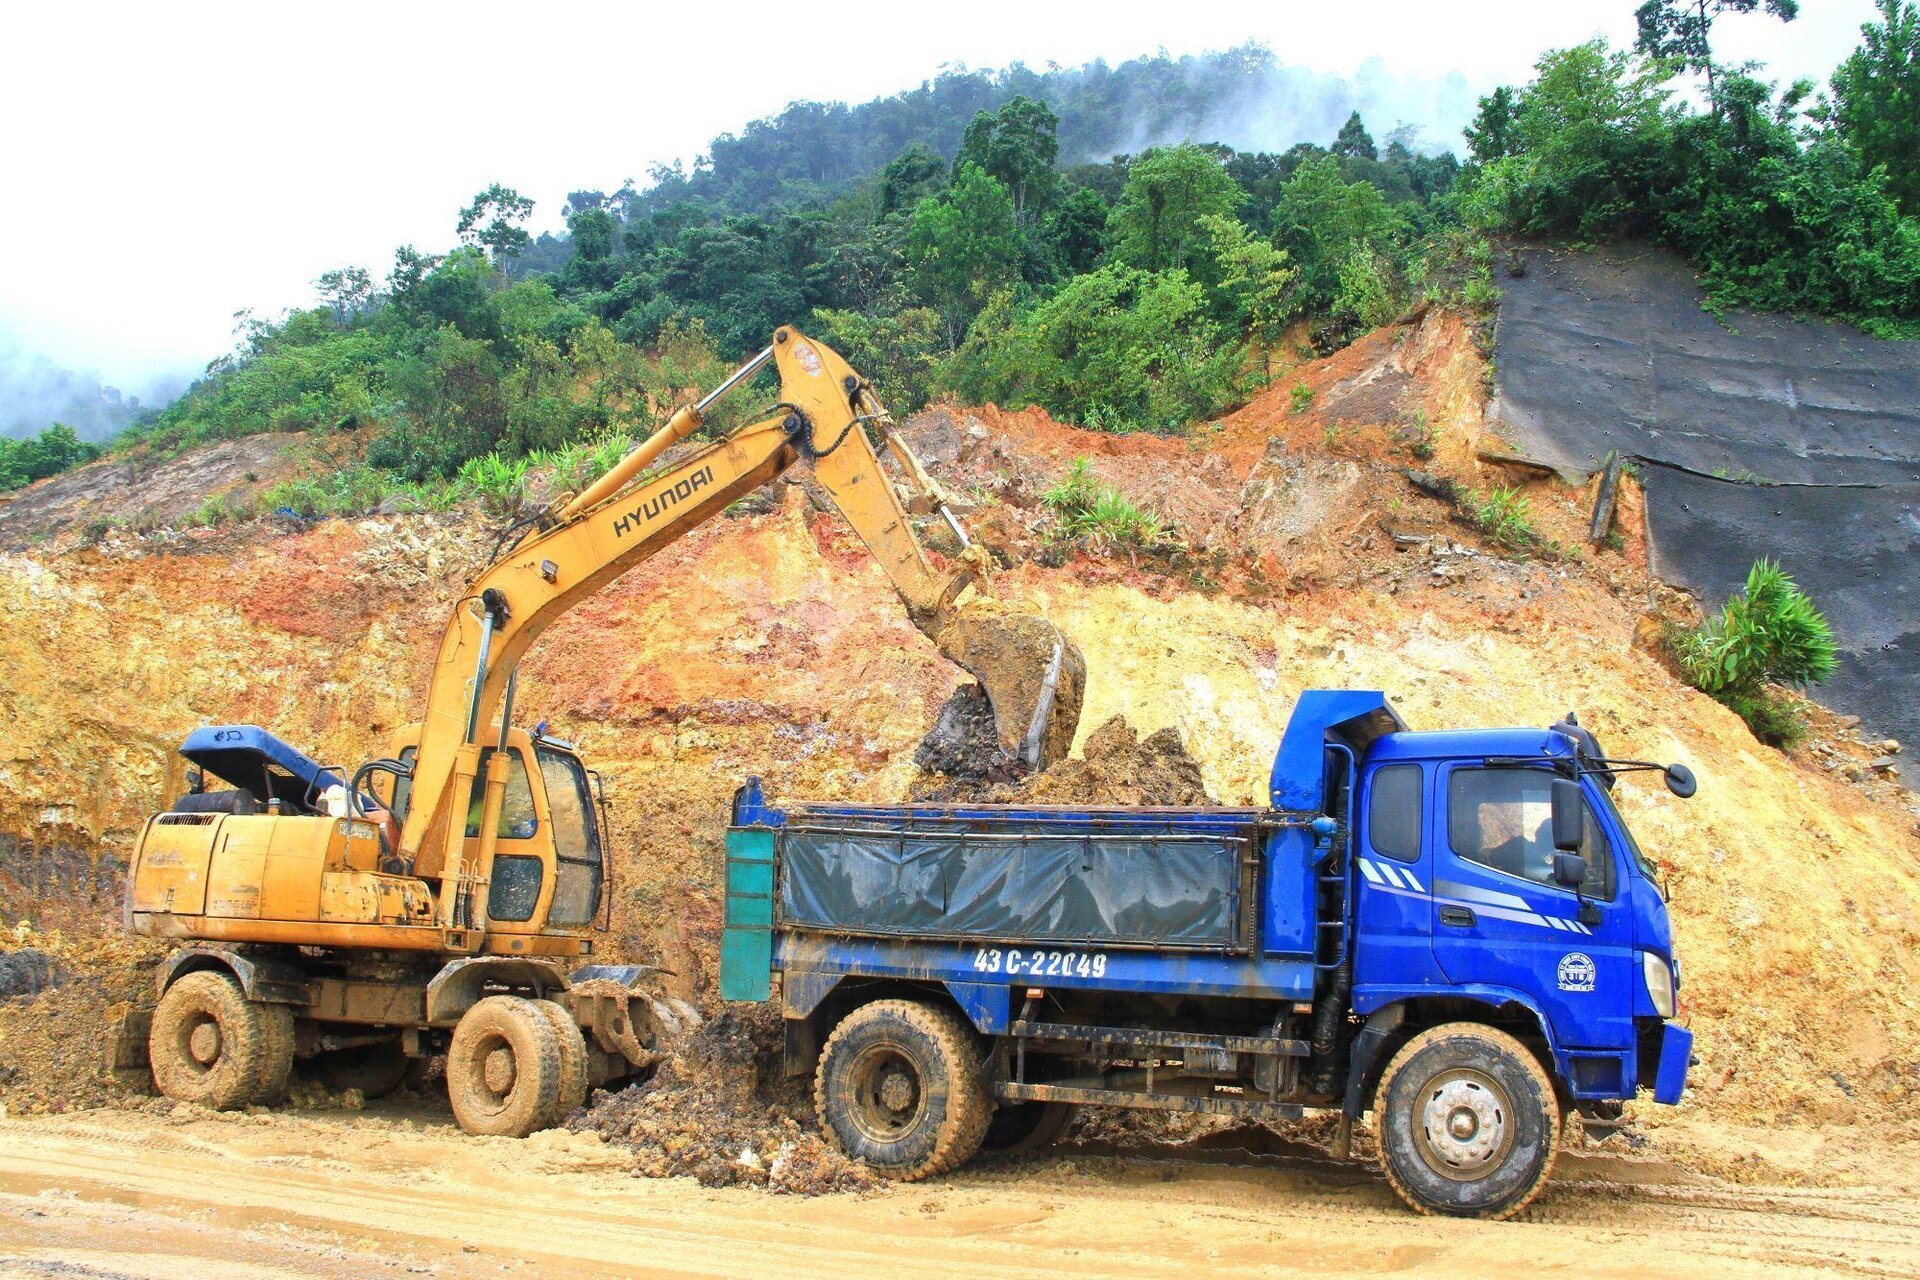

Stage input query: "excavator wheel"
[
  {"left": 529, "top": 999, "right": 590, "bottom": 1125},
  {"left": 447, "top": 996, "right": 563, "bottom": 1138},
  {"left": 149, "top": 971, "right": 275, "bottom": 1111},
  {"left": 253, "top": 1002, "right": 296, "bottom": 1105},
  {"left": 315, "top": 1039, "right": 410, "bottom": 1100}
]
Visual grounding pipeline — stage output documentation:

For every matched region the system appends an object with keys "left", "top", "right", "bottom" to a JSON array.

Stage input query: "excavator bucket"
[{"left": 933, "top": 600, "right": 1086, "bottom": 771}]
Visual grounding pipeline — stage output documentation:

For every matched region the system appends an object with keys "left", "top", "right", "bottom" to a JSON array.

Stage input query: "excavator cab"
[{"left": 377, "top": 724, "right": 607, "bottom": 943}]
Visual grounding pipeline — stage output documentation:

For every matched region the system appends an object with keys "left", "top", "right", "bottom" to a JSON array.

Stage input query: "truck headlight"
[{"left": 1642, "top": 951, "right": 1676, "bottom": 1019}]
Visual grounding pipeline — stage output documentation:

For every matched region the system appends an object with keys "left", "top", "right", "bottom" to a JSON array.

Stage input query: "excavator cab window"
[
  {"left": 537, "top": 745, "right": 603, "bottom": 928},
  {"left": 463, "top": 748, "right": 538, "bottom": 840}
]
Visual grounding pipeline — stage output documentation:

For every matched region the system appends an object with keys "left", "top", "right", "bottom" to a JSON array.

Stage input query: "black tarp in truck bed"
[{"left": 772, "top": 806, "right": 1264, "bottom": 951}]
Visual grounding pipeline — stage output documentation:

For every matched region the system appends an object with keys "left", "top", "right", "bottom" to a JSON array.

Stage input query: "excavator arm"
[{"left": 398, "top": 328, "right": 1082, "bottom": 903}]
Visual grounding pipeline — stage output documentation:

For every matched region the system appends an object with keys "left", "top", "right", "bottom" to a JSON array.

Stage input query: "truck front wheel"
[
  {"left": 1374, "top": 1023, "right": 1560, "bottom": 1219},
  {"left": 813, "top": 999, "right": 990, "bottom": 1180}
]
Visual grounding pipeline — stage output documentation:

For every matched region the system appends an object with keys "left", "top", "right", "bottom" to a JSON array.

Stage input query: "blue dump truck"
[{"left": 719, "top": 691, "right": 1697, "bottom": 1218}]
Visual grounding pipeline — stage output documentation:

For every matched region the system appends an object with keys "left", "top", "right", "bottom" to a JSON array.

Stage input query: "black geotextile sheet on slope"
[
  {"left": 777, "top": 823, "right": 1246, "bottom": 948},
  {"left": 1492, "top": 246, "right": 1920, "bottom": 759}
]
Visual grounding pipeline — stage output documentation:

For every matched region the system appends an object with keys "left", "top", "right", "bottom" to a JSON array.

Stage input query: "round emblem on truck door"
[{"left": 1557, "top": 952, "right": 1597, "bottom": 993}]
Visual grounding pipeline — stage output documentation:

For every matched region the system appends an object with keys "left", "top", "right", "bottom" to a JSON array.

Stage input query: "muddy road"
[{"left": 2, "top": 1104, "right": 1916, "bottom": 1279}]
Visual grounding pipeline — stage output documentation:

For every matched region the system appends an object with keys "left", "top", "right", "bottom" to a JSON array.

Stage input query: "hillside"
[{"left": 4, "top": 311, "right": 1917, "bottom": 1154}]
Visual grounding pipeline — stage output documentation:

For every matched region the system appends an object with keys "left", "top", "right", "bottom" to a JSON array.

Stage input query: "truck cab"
[
  {"left": 721, "top": 690, "right": 1696, "bottom": 1218},
  {"left": 1350, "top": 725, "right": 1688, "bottom": 1121}
]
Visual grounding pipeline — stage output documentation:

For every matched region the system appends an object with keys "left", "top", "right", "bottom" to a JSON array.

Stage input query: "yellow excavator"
[{"left": 118, "top": 327, "right": 1084, "bottom": 1136}]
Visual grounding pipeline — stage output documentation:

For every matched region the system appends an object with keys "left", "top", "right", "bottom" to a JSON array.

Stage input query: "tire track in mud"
[{"left": 4, "top": 1109, "right": 1917, "bottom": 1280}]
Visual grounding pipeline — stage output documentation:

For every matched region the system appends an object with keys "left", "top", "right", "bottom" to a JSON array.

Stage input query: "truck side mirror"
[
  {"left": 1550, "top": 777, "right": 1585, "bottom": 852},
  {"left": 1552, "top": 850, "right": 1588, "bottom": 888},
  {"left": 1664, "top": 763, "right": 1697, "bottom": 798}
]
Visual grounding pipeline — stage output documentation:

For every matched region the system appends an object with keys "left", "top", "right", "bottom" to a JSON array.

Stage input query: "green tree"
[
  {"left": 1634, "top": 0, "right": 1799, "bottom": 111},
  {"left": 878, "top": 143, "right": 947, "bottom": 216},
  {"left": 314, "top": 267, "right": 373, "bottom": 325},
  {"left": 1831, "top": 0, "right": 1920, "bottom": 215},
  {"left": 1465, "top": 86, "right": 1520, "bottom": 161},
  {"left": 1332, "top": 110, "right": 1377, "bottom": 160},
  {"left": 956, "top": 95, "right": 1060, "bottom": 220},
  {"left": 1107, "top": 144, "right": 1246, "bottom": 276},
  {"left": 1270, "top": 153, "right": 1407, "bottom": 311},
  {"left": 906, "top": 163, "right": 1021, "bottom": 341},
  {"left": 1197, "top": 215, "right": 1299, "bottom": 381},
  {"left": 947, "top": 264, "right": 1241, "bottom": 431},
  {"left": 1045, "top": 186, "right": 1110, "bottom": 275},
  {"left": 458, "top": 184, "right": 536, "bottom": 265}
]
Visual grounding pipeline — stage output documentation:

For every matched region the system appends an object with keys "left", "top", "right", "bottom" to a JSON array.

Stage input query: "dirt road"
[{"left": 3, "top": 1104, "right": 1916, "bottom": 1279}]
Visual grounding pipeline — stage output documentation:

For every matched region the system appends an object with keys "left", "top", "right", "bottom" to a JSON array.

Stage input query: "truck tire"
[
  {"left": 446, "top": 996, "right": 563, "bottom": 1138},
  {"left": 315, "top": 1040, "right": 410, "bottom": 1099},
  {"left": 149, "top": 971, "right": 272, "bottom": 1111},
  {"left": 814, "top": 999, "right": 991, "bottom": 1181},
  {"left": 982, "top": 1101, "right": 1076, "bottom": 1154},
  {"left": 529, "top": 999, "right": 589, "bottom": 1126},
  {"left": 1374, "top": 1023, "right": 1560, "bottom": 1219}
]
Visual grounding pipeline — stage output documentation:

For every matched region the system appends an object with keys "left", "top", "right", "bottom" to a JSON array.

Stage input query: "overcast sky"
[{"left": 0, "top": 0, "right": 1887, "bottom": 398}]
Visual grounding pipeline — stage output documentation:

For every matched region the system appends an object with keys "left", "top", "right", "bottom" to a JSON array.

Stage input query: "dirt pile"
[
  {"left": 571, "top": 1004, "right": 875, "bottom": 1193},
  {"left": 916, "top": 713, "right": 1214, "bottom": 806},
  {"left": 0, "top": 928, "right": 163, "bottom": 1115}
]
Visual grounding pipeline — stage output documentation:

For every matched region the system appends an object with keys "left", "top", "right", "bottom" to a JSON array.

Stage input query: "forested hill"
[
  {"left": 17, "top": 3, "right": 1920, "bottom": 528},
  {"left": 609, "top": 46, "right": 1475, "bottom": 218}
]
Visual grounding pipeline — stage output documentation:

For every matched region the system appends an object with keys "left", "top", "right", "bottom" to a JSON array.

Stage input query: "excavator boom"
[{"left": 400, "top": 327, "right": 1084, "bottom": 893}]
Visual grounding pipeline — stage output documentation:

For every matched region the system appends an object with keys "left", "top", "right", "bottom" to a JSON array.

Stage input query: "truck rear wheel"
[
  {"left": 149, "top": 971, "right": 273, "bottom": 1110},
  {"left": 814, "top": 999, "right": 990, "bottom": 1180},
  {"left": 1374, "top": 1023, "right": 1560, "bottom": 1219},
  {"left": 447, "top": 996, "right": 563, "bottom": 1138},
  {"left": 982, "top": 1101, "right": 1076, "bottom": 1154},
  {"left": 530, "top": 999, "right": 589, "bottom": 1125}
]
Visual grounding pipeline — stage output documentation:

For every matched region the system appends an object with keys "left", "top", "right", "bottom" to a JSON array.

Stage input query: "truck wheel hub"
[
  {"left": 1418, "top": 1072, "right": 1508, "bottom": 1177},
  {"left": 483, "top": 1046, "right": 516, "bottom": 1094},
  {"left": 188, "top": 1020, "right": 222, "bottom": 1066},
  {"left": 877, "top": 1069, "right": 916, "bottom": 1113}
]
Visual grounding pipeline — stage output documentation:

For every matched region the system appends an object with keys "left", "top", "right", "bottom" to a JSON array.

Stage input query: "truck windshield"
[{"left": 1591, "top": 781, "right": 1661, "bottom": 886}]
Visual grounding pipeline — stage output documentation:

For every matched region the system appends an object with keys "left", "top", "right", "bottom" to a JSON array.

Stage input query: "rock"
[
  {"left": 1870, "top": 756, "right": 1900, "bottom": 776},
  {"left": 1237, "top": 442, "right": 1363, "bottom": 549},
  {"left": 1879, "top": 739, "right": 1902, "bottom": 755},
  {"left": 0, "top": 948, "right": 62, "bottom": 1000}
]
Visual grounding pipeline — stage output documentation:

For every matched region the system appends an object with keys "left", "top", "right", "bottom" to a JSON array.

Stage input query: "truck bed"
[{"left": 745, "top": 798, "right": 1269, "bottom": 952}]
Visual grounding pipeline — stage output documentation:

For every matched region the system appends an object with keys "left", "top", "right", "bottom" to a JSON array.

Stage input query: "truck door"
[
  {"left": 1352, "top": 762, "right": 1445, "bottom": 987},
  {"left": 1430, "top": 764, "right": 1635, "bottom": 1052}
]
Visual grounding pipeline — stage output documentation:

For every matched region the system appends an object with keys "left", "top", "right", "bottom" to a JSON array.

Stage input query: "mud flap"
[{"left": 1653, "top": 1021, "right": 1693, "bottom": 1105}]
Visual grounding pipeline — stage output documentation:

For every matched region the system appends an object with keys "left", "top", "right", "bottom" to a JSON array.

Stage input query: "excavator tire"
[
  {"left": 447, "top": 996, "right": 563, "bottom": 1138},
  {"left": 814, "top": 999, "right": 991, "bottom": 1181},
  {"left": 149, "top": 971, "right": 273, "bottom": 1111},
  {"left": 529, "top": 999, "right": 590, "bottom": 1126},
  {"left": 253, "top": 1002, "right": 296, "bottom": 1105},
  {"left": 315, "top": 1039, "right": 410, "bottom": 1100}
]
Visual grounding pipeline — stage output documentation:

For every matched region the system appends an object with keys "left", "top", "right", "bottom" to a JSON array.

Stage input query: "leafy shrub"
[
  {"left": 1469, "top": 485, "right": 1537, "bottom": 550},
  {"left": 1668, "top": 558, "right": 1838, "bottom": 747},
  {"left": 1289, "top": 384, "right": 1315, "bottom": 414},
  {"left": 456, "top": 453, "right": 529, "bottom": 517},
  {"left": 0, "top": 424, "right": 100, "bottom": 491},
  {"left": 1041, "top": 458, "right": 1170, "bottom": 551}
]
